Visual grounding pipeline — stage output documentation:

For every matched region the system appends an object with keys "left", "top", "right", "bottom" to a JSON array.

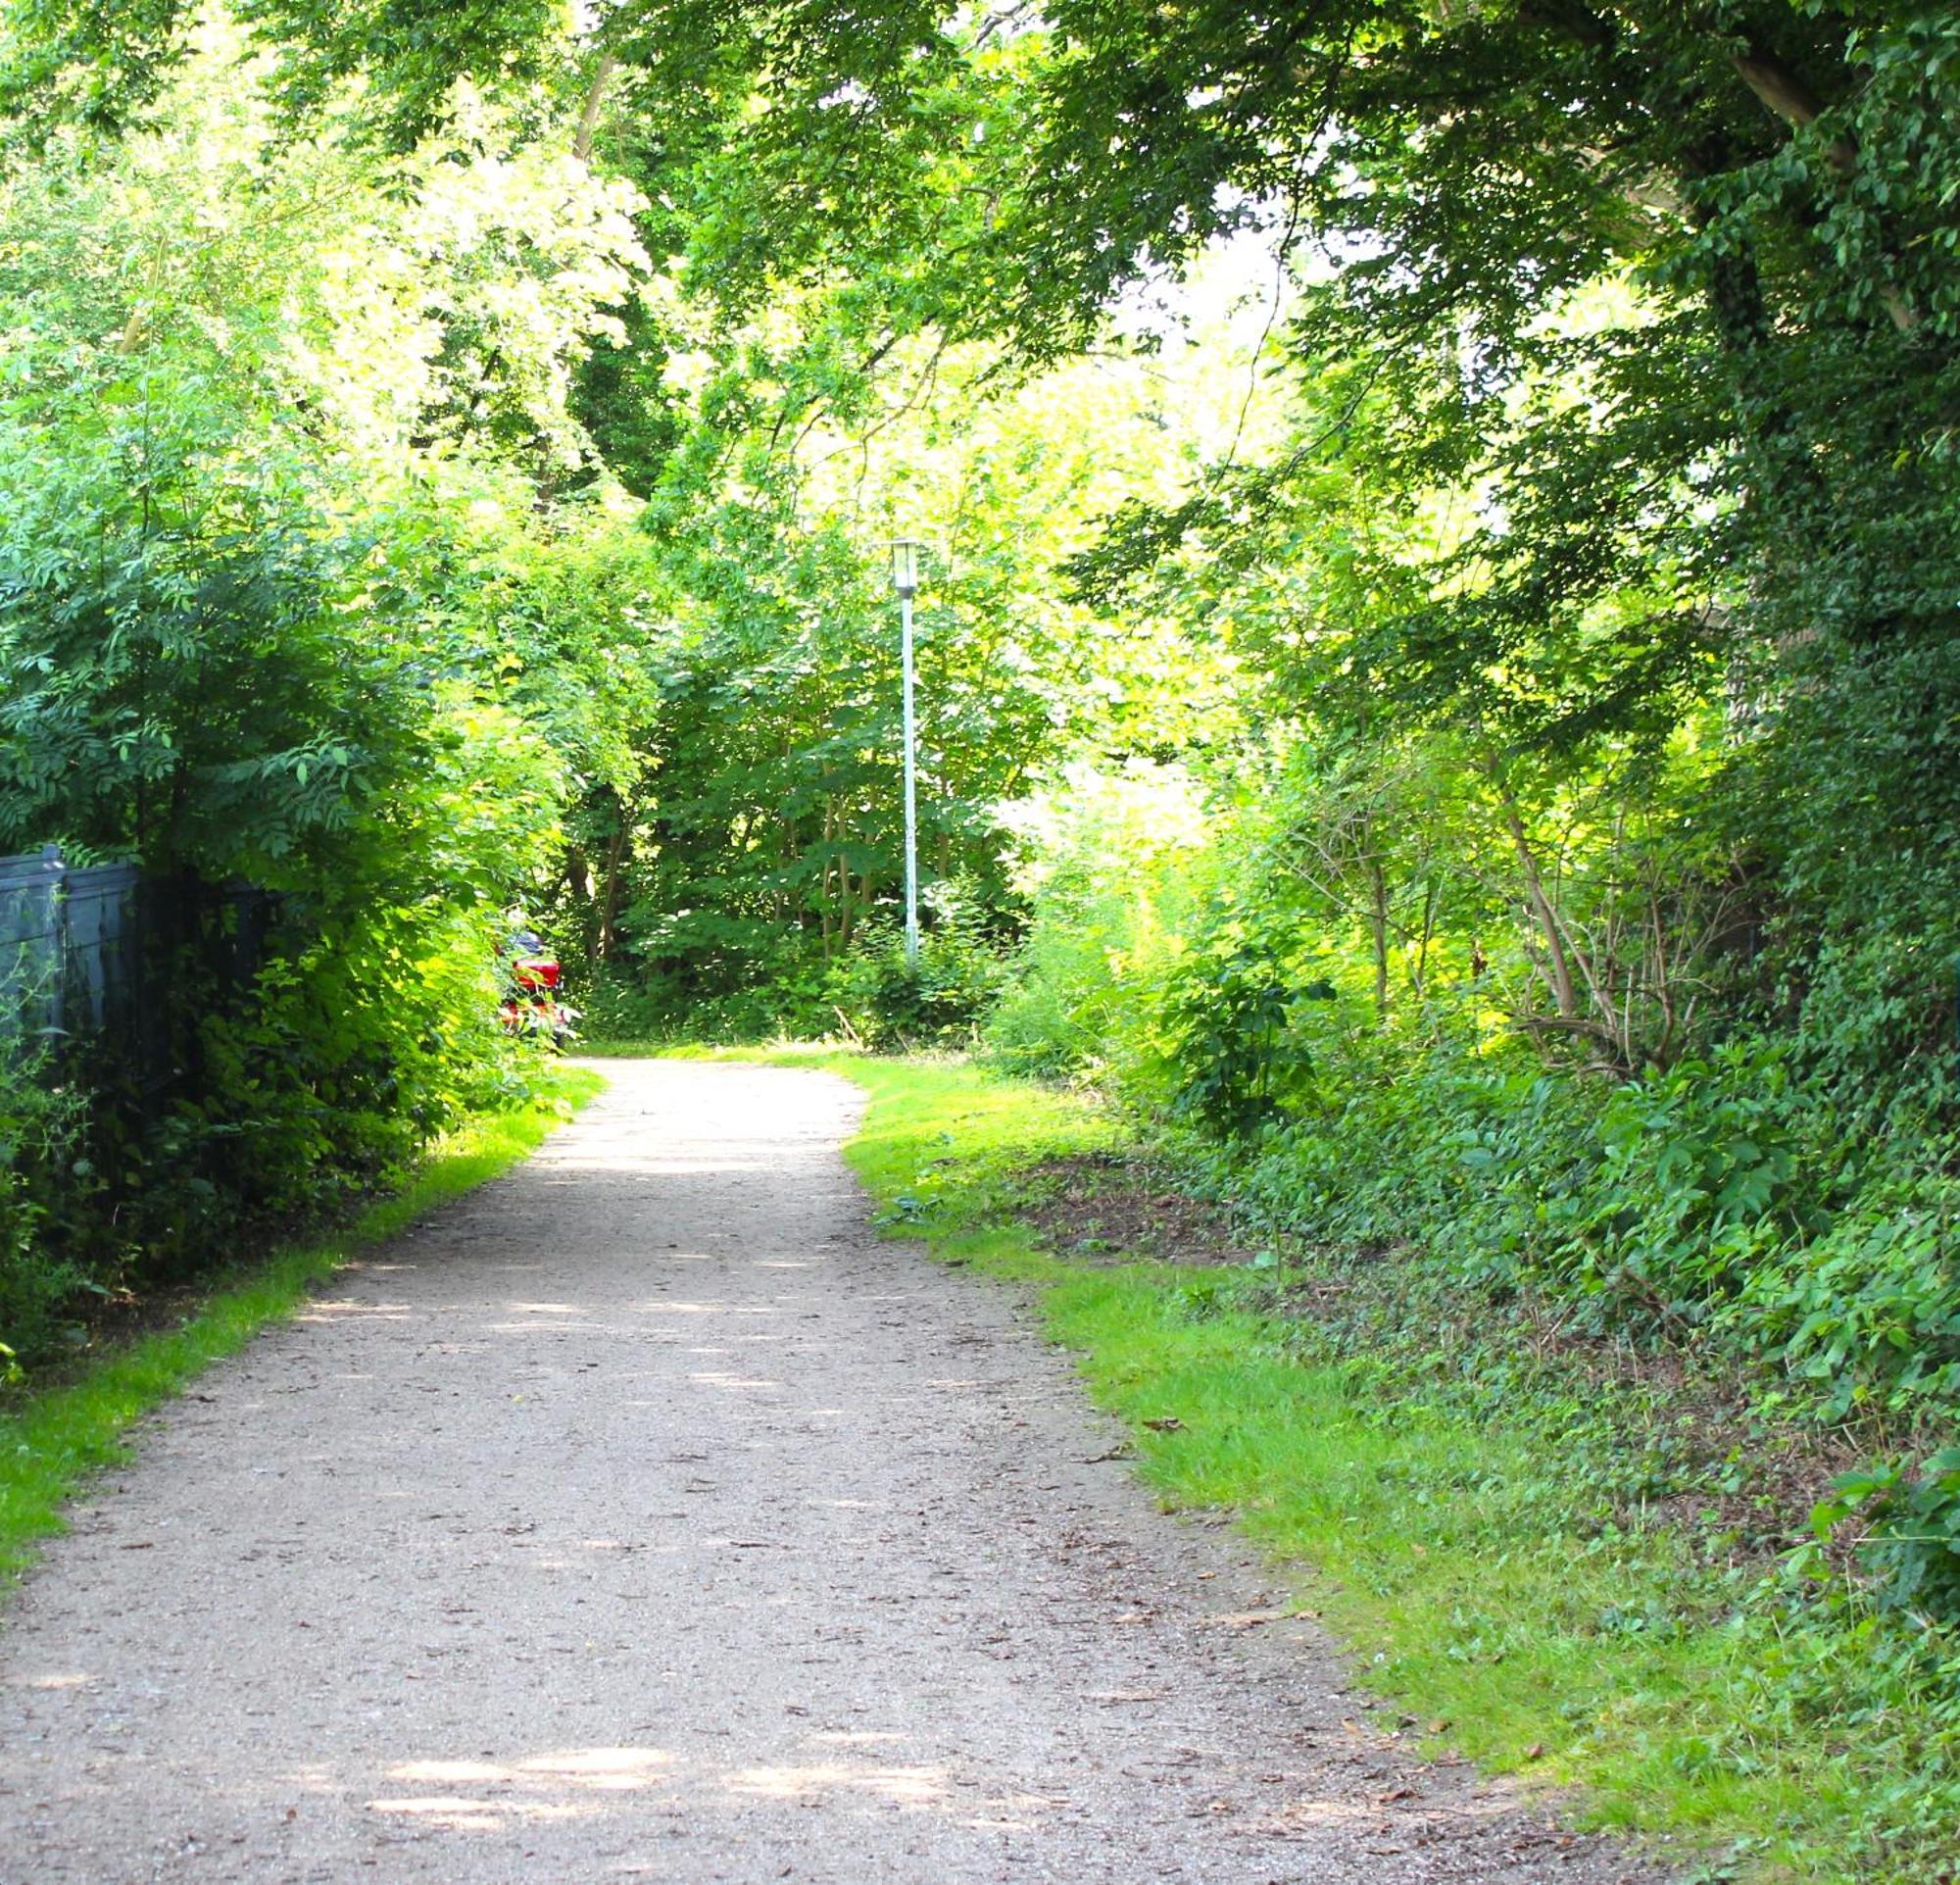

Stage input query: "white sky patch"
[{"left": 1107, "top": 227, "right": 1290, "bottom": 353}]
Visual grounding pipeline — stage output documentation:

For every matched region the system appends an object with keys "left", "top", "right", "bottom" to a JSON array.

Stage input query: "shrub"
[
  {"left": 984, "top": 760, "right": 1214, "bottom": 1083},
  {"left": 827, "top": 894, "right": 1006, "bottom": 1050}
]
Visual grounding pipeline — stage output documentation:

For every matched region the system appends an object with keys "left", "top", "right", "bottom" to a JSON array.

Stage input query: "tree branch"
[{"left": 574, "top": 50, "right": 618, "bottom": 163}]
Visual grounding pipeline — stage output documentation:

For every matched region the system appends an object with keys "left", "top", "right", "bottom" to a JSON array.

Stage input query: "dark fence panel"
[
  {"left": 60, "top": 863, "right": 142, "bottom": 1035},
  {"left": 0, "top": 846, "right": 68, "bottom": 1045},
  {"left": 0, "top": 851, "right": 280, "bottom": 1084}
]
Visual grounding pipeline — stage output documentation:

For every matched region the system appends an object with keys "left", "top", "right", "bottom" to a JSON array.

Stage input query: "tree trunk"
[
  {"left": 597, "top": 813, "right": 629, "bottom": 961},
  {"left": 1494, "top": 784, "right": 1581, "bottom": 1020},
  {"left": 573, "top": 51, "right": 618, "bottom": 163},
  {"left": 1367, "top": 855, "right": 1390, "bottom": 1022}
]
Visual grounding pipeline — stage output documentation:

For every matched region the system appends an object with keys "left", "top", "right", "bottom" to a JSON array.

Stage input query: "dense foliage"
[{"left": 0, "top": 23, "right": 662, "bottom": 1360}]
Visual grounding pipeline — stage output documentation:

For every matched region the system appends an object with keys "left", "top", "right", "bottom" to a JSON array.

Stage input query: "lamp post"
[{"left": 890, "top": 540, "right": 921, "bottom": 970}]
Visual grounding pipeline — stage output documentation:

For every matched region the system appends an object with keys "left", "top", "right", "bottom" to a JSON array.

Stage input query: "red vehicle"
[{"left": 499, "top": 928, "right": 579, "bottom": 1048}]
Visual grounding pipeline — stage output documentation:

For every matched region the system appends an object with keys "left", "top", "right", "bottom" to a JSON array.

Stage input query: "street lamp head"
[{"left": 890, "top": 538, "right": 920, "bottom": 599}]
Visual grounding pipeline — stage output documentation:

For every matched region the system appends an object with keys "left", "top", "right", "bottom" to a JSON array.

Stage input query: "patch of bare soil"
[
  {"left": 1020, "top": 1152, "right": 1254, "bottom": 1266},
  {"left": 1512, "top": 1298, "right": 1870, "bottom": 1555},
  {"left": 0, "top": 1281, "right": 212, "bottom": 1409},
  {"left": 4, "top": 1183, "right": 385, "bottom": 1403}
]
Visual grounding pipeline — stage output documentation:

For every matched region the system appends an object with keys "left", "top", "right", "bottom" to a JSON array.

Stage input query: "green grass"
[
  {"left": 0, "top": 1063, "right": 605, "bottom": 1595},
  {"left": 802, "top": 1048, "right": 1954, "bottom": 1885}
]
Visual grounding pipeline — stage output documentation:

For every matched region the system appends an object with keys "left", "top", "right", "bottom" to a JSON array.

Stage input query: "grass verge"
[
  {"left": 801, "top": 1048, "right": 1953, "bottom": 1885},
  {"left": 0, "top": 1063, "right": 605, "bottom": 1596}
]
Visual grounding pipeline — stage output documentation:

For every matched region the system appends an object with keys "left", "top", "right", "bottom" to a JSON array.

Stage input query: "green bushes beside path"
[{"left": 0, "top": 25, "right": 668, "bottom": 1372}]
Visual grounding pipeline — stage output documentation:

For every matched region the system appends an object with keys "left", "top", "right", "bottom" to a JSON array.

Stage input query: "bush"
[
  {"left": 0, "top": 1033, "right": 91, "bottom": 1369},
  {"left": 985, "top": 886, "right": 1138, "bottom": 1077},
  {"left": 984, "top": 760, "right": 1213, "bottom": 1082},
  {"left": 1816, "top": 1449, "right": 1960, "bottom": 1625},
  {"left": 1220, "top": 1003, "right": 1960, "bottom": 1435},
  {"left": 0, "top": 35, "right": 647, "bottom": 1376},
  {"left": 986, "top": 748, "right": 1960, "bottom": 1469},
  {"left": 827, "top": 896, "right": 1005, "bottom": 1049}
]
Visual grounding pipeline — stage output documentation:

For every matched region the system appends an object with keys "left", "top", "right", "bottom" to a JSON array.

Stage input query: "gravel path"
[{"left": 0, "top": 1060, "right": 1668, "bottom": 1884}]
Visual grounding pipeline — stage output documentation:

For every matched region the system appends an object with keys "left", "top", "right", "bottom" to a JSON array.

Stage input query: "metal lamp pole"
[{"left": 891, "top": 540, "right": 921, "bottom": 970}]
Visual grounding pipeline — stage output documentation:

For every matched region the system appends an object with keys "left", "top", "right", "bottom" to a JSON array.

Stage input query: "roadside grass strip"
[
  {"left": 813, "top": 1049, "right": 1950, "bottom": 1885},
  {"left": 0, "top": 1065, "right": 605, "bottom": 1596}
]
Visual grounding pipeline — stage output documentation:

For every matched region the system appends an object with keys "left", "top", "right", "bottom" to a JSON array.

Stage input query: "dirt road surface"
[{"left": 0, "top": 1060, "right": 1667, "bottom": 1884}]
